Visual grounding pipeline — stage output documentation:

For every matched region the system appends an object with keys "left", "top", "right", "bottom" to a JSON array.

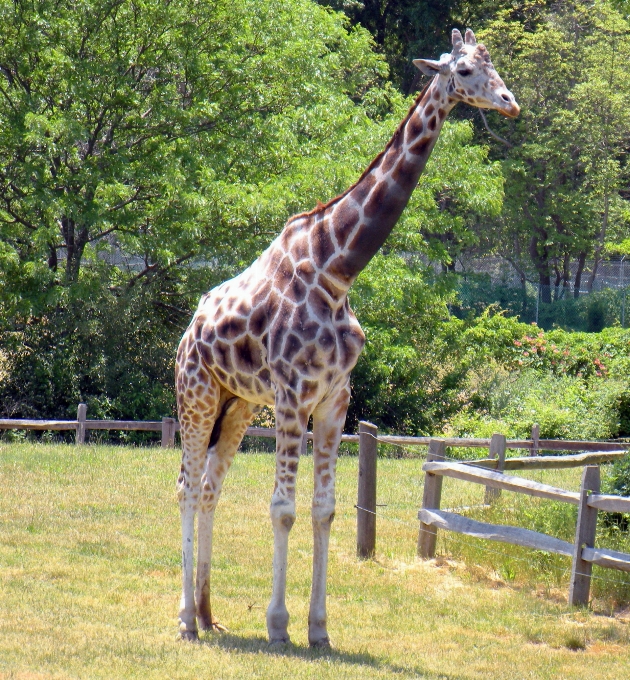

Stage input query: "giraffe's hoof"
[
  {"left": 309, "top": 636, "right": 331, "bottom": 649},
  {"left": 177, "top": 625, "right": 199, "bottom": 642},
  {"left": 268, "top": 635, "right": 291, "bottom": 647}
]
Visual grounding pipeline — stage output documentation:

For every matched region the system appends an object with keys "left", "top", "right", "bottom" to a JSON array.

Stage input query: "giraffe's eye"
[{"left": 458, "top": 68, "right": 473, "bottom": 77}]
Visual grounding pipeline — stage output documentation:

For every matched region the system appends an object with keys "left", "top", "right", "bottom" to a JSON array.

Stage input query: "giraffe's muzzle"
[{"left": 499, "top": 101, "right": 520, "bottom": 118}]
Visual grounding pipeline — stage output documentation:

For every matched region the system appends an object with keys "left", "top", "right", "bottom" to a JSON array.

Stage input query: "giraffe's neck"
[{"left": 320, "top": 76, "right": 456, "bottom": 287}]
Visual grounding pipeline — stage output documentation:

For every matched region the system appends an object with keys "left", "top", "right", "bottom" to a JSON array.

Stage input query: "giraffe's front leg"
[
  {"left": 266, "top": 393, "right": 306, "bottom": 645},
  {"left": 308, "top": 384, "right": 350, "bottom": 648},
  {"left": 177, "top": 423, "right": 211, "bottom": 641}
]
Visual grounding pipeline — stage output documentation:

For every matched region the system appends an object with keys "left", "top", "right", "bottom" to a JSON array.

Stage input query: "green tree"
[
  {"left": 479, "top": 1, "right": 630, "bottom": 302},
  {"left": 0, "top": 0, "right": 390, "bottom": 294},
  {"left": 315, "top": 0, "right": 458, "bottom": 92},
  {"left": 403, "top": 119, "right": 504, "bottom": 267},
  {"left": 347, "top": 252, "right": 461, "bottom": 434},
  {"left": 314, "top": 0, "right": 541, "bottom": 93}
]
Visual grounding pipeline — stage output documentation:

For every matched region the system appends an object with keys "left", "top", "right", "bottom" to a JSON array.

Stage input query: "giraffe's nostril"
[{"left": 501, "top": 93, "right": 510, "bottom": 102}]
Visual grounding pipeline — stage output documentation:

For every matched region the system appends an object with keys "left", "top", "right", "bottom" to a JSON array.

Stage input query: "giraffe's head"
[{"left": 413, "top": 28, "right": 519, "bottom": 119}]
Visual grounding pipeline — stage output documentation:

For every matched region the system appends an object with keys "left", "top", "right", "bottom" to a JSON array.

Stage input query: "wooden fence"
[
  {"left": 418, "top": 439, "right": 630, "bottom": 606},
  {"left": 2, "top": 405, "right": 629, "bottom": 453},
  {"left": 0, "top": 403, "right": 361, "bottom": 450},
  {"left": 352, "top": 427, "right": 628, "bottom": 559}
]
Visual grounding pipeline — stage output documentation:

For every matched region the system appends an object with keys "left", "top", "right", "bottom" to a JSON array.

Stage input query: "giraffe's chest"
[{"left": 190, "top": 272, "right": 365, "bottom": 404}]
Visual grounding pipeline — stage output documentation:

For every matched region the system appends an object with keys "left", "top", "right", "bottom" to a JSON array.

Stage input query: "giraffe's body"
[{"left": 176, "top": 28, "right": 518, "bottom": 646}]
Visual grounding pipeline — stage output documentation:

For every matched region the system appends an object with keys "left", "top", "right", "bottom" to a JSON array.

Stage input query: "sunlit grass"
[{"left": 1, "top": 443, "right": 630, "bottom": 679}]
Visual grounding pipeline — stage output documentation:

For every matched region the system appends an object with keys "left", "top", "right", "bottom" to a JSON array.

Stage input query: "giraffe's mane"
[{"left": 286, "top": 78, "right": 435, "bottom": 226}]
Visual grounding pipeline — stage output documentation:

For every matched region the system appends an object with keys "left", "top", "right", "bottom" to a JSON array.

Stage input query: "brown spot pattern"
[
  {"left": 349, "top": 172, "right": 376, "bottom": 206},
  {"left": 406, "top": 114, "right": 424, "bottom": 142},
  {"left": 409, "top": 137, "right": 431, "bottom": 156},
  {"left": 311, "top": 222, "right": 335, "bottom": 268},
  {"left": 363, "top": 181, "right": 389, "bottom": 219},
  {"left": 332, "top": 204, "right": 359, "bottom": 245},
  {"left": 295, "top": 260, "right": 316, "bottom": 285}
]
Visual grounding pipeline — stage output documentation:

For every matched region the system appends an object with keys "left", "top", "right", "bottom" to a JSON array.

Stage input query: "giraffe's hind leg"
[
  {"left": 176, "top": 360, "right": 221, "bottom": 641},
  {"left": 196, "top": 395, "right": 260, "bottom": 632}
]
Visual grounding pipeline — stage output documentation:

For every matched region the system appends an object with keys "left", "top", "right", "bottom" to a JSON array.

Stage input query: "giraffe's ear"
[{"left": 413, "top": 58, "right": 447, "bottom": 77}]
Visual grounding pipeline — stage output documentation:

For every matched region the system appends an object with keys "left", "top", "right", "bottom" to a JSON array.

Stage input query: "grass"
[{"left": 1, "top": 443, "right": 630, "bottom": 679}]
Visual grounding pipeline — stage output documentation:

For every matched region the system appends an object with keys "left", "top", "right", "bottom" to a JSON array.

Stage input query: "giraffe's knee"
[
  {"left": 270, "top": 498, "right": 296, "bottom": 531},
  {"left": 176, "top": 468, "right": 190, "bottom": 504},
  {"left": 312, "top": 499, "right": 336, "bottom": 526},
  {"left": 177, "top": 463, "right": 203, "bottom": 511}
]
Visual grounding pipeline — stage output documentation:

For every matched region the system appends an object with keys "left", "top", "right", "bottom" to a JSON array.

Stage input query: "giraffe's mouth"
[{"left": 498, "top": 102, "right": 520, "bottom": 118}]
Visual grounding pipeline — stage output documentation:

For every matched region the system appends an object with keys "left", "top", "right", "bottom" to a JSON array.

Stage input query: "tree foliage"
[
  {"left": 314, "top": 0, "right": 536, "bottom": 93},
  {"left": 479, "top": 1, "right": 630, "bottom": 300},
  {"left": 7, "top": 0, "right": 622, "bottom": 445},
  {"left": 0, "top": 0, "right": 391, "bottom": 294}
]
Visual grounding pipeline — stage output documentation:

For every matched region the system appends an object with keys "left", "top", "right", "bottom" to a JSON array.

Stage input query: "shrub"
[
  {"left": 451, "top": 368, "right": 626, "bottom": 441},
  {"left": 602, "top": 455, "right": 630, "bottom": 530}
]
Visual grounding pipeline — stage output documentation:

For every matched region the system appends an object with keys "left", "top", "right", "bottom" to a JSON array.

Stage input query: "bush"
[
  {"left": 451, "top": 367, "right": 626, "bottom": 441},
  {"left": 0, "top": 276, "right": 181, "bottom": 438},
  {"left": 602, "top": 455, "right": 630, "bottom": 530}
]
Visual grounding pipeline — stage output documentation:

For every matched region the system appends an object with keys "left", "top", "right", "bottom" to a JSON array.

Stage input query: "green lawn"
[{"left": 1, "top": 442, "right": 629, "bottom": 679}]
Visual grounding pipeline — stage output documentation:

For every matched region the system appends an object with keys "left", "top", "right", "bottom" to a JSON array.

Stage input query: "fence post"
[
  {"left": 531, "top": 423, "right": 540, "bottom": 457},
  {"left": 418, "top": 439, "right": 446, "bottom": 559},
  {"left": 76, "top": 403, "right": 87, "bottom": 445},
  {"left": 161, "top": 417, "right": 176, "bottom": 448},
  {"left": 569, "top": 465, "right": 600, "bottom": 607},
  {"left": 357, "top": 421, "right": 378, "bottom": 559},
  {"left": 484, "top": 433, "right": 506, "bottom": 504}
]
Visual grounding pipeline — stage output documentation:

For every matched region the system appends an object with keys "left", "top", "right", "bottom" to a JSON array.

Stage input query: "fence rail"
[
  {"left": 2, "top": 406, "right": 628, "bottom": 453},
  {"left": 419, "top": 508, "right": 574, "bottom": 557},
  {"left": 418, "top": 456, "right": 630, "bottom": 606},
  {"left": 0, "top": 407, "right": 361, "bottom": 449}
]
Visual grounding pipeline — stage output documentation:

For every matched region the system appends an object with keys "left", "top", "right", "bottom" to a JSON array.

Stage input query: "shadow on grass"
[{"left": 199, "top": 632, "right": 466, "bottom": 679}]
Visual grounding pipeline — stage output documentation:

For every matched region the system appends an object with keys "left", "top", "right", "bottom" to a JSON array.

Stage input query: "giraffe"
[{"left": 175, "top": 28, "right": 519, "bottom": 647}]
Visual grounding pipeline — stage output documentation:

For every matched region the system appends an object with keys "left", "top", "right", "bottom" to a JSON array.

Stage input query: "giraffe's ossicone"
[{"left": 175, "top": 27, "right": 519, "bottom": 647}]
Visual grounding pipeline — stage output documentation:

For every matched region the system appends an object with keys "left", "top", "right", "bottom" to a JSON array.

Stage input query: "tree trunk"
[
  {"left": 562, "top": 253, "right": 571, "bottom": 299},
  {"left": 48, "top": 243, "right": 58, "bottom": 272},
  {"left": 529, "top": 234, "right": 552, "bottom": 303},
  {"left": 574, "top": 252, "right": 586, "bottom": 299},
  {"left": 587, "top": 192, "right": 610, "bottom": 292},
  {"left": 60, "top": 216, "right": 89, "bottom": 283}
]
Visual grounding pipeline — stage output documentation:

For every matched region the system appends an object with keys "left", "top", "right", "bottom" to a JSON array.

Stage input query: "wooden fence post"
[
  {"left": 484, "top": 433, "right": 506, "bottom": 504},
  {"left": 569, "top": 465, "right": 600, "bottom": 607},
  {"left": 531, "top": 423, "right": 540, "bottom": 457},
  {"left": 418, "top": 439, "right": 446, "bottom": 559},
  {"left": 357, "top": 421, "right": 378, "bottom": 559},
  {"left": 161, "top": 417, "right": 176, "bottom": 448},
  {"left": 76, "top": 403, "right": 87, "bottom": 445}
]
